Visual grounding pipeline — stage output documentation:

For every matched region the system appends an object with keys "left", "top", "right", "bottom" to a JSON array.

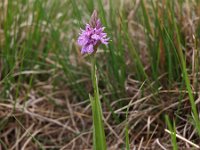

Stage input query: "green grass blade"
[
  {"left": 165, "top": 115, "right": 178, "bottom": 150},
  {"left": 125, "top": 125, "right": 130, "bottom": 150},
  {"left": 96, "top": 0, "right": 107, "bottom": 26}
]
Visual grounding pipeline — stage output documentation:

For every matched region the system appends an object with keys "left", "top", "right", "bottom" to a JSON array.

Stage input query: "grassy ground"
[{"left": 0, "top": 0, "right": 200, "bottom": 149}]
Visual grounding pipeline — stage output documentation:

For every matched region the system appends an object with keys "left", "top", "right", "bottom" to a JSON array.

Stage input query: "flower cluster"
[{"left": 77, "top": 11, "right": 109, "bottom": 54}]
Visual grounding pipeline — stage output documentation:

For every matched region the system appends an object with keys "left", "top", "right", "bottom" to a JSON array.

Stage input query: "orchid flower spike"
[{"left": 77, "top": 10, "right": 109, "bottom": 54}]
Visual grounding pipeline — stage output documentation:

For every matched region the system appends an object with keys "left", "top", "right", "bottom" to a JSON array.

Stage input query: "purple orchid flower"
[{"left": 77, "top": 10, "right": 109, "bottom": 54}]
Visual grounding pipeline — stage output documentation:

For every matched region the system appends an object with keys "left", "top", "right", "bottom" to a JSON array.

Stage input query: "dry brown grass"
[{"left": 1, "top": 77, "right": 200, "bottom": 149}]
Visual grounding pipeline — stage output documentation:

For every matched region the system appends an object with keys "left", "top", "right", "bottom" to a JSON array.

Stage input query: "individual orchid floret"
[{"left": 77, "top": 10, "right": 109, "bottom": 54}]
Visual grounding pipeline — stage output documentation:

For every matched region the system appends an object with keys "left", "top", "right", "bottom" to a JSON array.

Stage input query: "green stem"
[{"left": 90, "top": 56, "right": 107, "bottom": 150}]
